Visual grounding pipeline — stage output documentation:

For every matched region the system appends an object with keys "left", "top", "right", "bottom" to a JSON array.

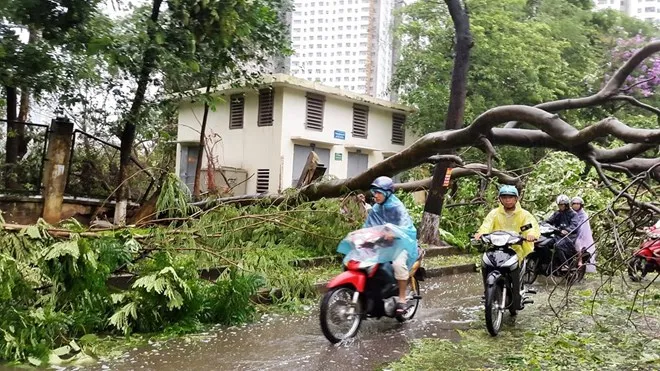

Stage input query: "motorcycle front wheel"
[
  {"left": 485, "top": 282, "right": 504, "bottom": 336},
  {"left": 320, "top": 286, "right": 362, "bottom": 344}
]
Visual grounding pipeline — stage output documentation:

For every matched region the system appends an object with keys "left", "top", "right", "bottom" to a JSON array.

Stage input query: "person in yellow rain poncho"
[{"left": 474, "top": 185, "right": 540, "bottom": 311}]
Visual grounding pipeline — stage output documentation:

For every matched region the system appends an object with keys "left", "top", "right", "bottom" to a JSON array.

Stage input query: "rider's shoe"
[{"left": 395, "top": 301, "right": 407, "bottom": 315}]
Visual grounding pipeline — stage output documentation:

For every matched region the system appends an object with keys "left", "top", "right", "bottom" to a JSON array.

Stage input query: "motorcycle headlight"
[{"left": 490, "top": 234, "right": 509, "bottom": 247}]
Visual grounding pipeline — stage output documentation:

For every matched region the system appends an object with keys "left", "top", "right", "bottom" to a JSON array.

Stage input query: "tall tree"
[
  {"left": 112, "top": 0, "right": 291, "bottom": 223},
  {"left": 418, "top": 0, "right": 472, "bottom": 245},
  {"left": 0, "top": 0, "right": 101, "bottom": 189}
]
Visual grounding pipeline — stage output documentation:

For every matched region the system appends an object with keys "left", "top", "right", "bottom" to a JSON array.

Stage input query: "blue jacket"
[{"left": 362, "top": 194, "right": 419, "bottom": 269}]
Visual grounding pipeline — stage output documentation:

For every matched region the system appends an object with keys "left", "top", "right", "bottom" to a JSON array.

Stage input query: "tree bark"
[
  {"left": 17, "top": 88, "right": 29, "bottom": 159},
  {"left": 4, "top": 86, "right": 18, "bottom": 189},
  {"left": 114, "top": 0, "right": 164, "bottom": 225},
  {"left": 193, "top": 74, "right": 214, "bottom": 198},
  {"left": 419, "top": 0, "right": 472, "bottom": 245}
]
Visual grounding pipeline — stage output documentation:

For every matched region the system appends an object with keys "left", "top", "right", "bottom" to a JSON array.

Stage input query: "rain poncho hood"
[
  {"left": 477, "top": 202, "right": 540, "bottom": 260},
  {"left": 337, "top": 193, "right": 418, "bottom": 269}
]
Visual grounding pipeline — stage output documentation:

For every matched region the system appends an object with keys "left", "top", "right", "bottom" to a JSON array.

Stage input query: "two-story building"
[{"left": 176, "top": 74, "right": 416, "bottom": 195}]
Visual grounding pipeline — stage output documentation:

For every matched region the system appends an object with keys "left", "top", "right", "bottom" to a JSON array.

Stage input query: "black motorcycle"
[
  {"left": 523, "top": 222, "right": 590, "bottom": 285},
  {"left": 473, "top": 230, "right": 536, "bottom": 336}
]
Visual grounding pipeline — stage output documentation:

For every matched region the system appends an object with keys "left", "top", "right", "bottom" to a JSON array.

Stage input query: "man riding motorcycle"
[
  {"left": 545, "top": 195, "right": 579, "bottom": 271},
  {"left": 362, "top": 176, "right": 418, "bottom": 315},
  {"left": 474, "top": 185, "right": 539, "bottom": 310}
]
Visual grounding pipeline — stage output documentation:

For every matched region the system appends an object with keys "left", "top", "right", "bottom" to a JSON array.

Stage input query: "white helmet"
[
  {"left": 571, "top": 196, "right": 584, "bottom": 205},
  {"left": 556, "top": 194, "right": 570, "bottom": 205}
]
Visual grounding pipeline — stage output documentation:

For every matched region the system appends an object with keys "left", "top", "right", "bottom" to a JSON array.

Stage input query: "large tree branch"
[
  {"left": 195, "top": 106, "right": 660, "bottom": 209},
  {"left": 394, "top": 163, "right": 521, "bottom": 192},
  {"left": 587, "top": 156, "right": 660, "bottom": 214},
  {"left": 610, "top": 95, "right": 660, "bottom": 117},
  {"left": 504, "top": 41, "right": 660, "bottom": 128},
  {"left": 473, "top": 106, "right": 660, "bottom": 146}
]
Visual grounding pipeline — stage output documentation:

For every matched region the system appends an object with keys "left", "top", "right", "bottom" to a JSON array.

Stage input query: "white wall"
[
  {"left": 279, "top": 86, "right": 415, "bottom": 188},
  {"left": 177, "top": 89, "right": 284, "bottom": 194}
]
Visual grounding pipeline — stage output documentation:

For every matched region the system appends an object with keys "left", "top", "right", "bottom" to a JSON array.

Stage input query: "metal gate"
[{"left": 347, "top": 151, "right": 369, "bottom": 178}]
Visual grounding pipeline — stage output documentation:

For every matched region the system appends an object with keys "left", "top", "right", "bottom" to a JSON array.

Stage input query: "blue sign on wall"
[{"left": 334, "top": 130, "right": 346, "bottom": 140}]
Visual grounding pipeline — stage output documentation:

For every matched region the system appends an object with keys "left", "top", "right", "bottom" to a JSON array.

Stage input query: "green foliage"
[
  {"left": 393, "top": 0, "right": 660, "bottom": 134},
  {"left": 156, "top": 173, "right": 200, "bottom": 218},
  {"left": 0, "top": 194, "right": 359, "bottom": 364}
]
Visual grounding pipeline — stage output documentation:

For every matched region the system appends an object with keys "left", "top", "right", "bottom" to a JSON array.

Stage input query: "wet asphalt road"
[{"left": 65, "top": 273, "right": 485, "bottom": 371}]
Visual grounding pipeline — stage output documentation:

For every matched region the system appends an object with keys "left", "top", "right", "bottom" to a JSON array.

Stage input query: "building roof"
[{"left": 180, "top": 73, "right": 416, "bottom": 114}]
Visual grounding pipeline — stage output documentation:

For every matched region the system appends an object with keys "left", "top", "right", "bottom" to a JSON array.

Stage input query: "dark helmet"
[{"left": 370, "top": 176, "right": 394, "bottom": 193}]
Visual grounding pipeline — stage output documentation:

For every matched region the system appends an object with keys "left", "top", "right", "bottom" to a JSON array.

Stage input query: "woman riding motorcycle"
[{"left": 360, "top": 176, "right": 418, "bottom": 315}]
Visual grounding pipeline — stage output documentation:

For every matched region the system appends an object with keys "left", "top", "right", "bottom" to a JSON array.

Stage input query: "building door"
[
  {"left": 292, "top": 144, "right": 330, "bottom": 186},
  {"left": 179, "top": 145, "right": 199, "bottom": 191},
  {"left": 347, "top": 152, "right": 369, "bottom": 178}
]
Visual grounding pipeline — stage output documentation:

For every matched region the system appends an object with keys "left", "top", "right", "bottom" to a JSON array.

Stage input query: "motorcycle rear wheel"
[
  {"left": 320, "top": 286, "right": 362, "bottom": 344},
  {"left": 396, "top": 277, "right": 421, "bottom": 322},
  {"left": 485, "top": 283, "right": 504, "bottom": 336},
  {"left": 627, "top": 256, "right": 647, "bottom": 282}
]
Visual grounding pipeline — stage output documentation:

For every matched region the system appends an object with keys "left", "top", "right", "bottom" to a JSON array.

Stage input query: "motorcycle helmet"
[
  {"left": 571, "top": 196, "right": 584, "bottom": 205},
  {"left": 556, "top": 194, "right": 570, "bottom": 205},
  {"left": 498, "top": 185, "right": 519, "bottom": 197},
  {"left": 370, "top": 176, "right": 394, "bottom": 194}
]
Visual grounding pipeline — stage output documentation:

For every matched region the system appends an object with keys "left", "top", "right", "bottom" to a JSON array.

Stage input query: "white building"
[
  {"left": 286, "top": 0, "right": 400, "bottom": 100},
  {"left": 593, "top": 0, "right": 660, "bottom": 22},
  {"left": 176, "top": 74, "right": 416, "bottom": 195}
]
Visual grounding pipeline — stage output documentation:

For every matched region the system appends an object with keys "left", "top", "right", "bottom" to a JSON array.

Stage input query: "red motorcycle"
[
  {"left": 319, "top": 226, "right": 425, "bottom": 344},
  {"left": 628, "top": 220, "right": 660, "bottom": 282}
]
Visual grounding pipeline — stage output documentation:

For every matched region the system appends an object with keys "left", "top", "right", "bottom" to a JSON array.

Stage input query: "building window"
[
  {"left": 305, "top": 93, "right": 325, "bottom": 131},
  {"left": 392, "top": 113, "right": 406, "bottom": 145},
  {"left": 352, "top": 104, "right": 368, "bottom": 138},
  {"left": 257, "top": 169, "right": 270, "bottom": 193},
  {"left": 258, "top": 88, "right": 274, "bottom": 127},
  {"left": 229, "top": 94, "right": 244, "bottom": 129}
]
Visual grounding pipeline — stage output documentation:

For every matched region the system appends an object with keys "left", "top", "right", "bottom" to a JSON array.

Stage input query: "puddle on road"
[{"left": 61, "top": 273, "right": 484, "bottom": 371}]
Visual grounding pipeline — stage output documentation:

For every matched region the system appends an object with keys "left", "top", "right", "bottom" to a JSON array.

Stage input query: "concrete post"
[{"left": 41, "top": 116, "right": 74, "bottom": 224}]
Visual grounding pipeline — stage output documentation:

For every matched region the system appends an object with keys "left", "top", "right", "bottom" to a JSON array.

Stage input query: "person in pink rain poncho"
[{"left": 571, "top": 197, "right": 596, "bottom": 273}]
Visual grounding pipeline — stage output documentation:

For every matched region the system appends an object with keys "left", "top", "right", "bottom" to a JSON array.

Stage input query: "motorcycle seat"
[{"left": 536, "top": 238, "right": 554, "bottom": 249}]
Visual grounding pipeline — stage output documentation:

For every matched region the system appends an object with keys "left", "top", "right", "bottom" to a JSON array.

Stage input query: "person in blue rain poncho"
[{"left": 338, "top": 176, "right": 418, "bottom": 315}]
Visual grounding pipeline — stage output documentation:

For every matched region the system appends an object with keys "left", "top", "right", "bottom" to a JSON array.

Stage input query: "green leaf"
[
  {"left": 22, "top": 225, "right": 42, "bottom": 239},
  {"left": 27, "top": 356, "right": 42, "bottom": 367}
]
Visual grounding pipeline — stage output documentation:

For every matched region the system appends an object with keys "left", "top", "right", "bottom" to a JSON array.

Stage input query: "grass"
[
  {"left": 383, "top": 279, "right": 660, "bottom": 371},
  {"left": 423, "top": 253, "right": 480, "bottom": 268}
]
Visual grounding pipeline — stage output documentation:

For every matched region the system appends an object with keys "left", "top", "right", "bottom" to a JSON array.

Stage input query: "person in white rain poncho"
[{"left": 571, "top": 196, "right": 596, "bottom": 273}]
